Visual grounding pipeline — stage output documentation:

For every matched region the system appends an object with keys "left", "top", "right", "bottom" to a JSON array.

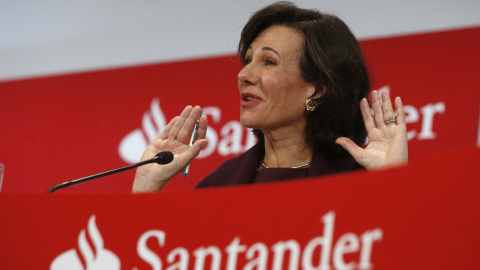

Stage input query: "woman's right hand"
[{"left": 132, "top": 106, "right": 208, "bottom": 192}]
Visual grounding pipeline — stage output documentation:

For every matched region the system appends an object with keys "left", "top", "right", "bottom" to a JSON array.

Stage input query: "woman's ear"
[{"left": 306, "top": 83, "right": 324, "bottom": 100}]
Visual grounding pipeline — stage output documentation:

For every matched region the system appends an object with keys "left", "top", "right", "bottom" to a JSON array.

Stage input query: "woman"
[{"left": 132, "top": 2, "right": 408, "bottom": 192}]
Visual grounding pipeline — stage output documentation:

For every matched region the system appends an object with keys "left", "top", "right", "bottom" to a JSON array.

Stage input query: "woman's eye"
[
  {"left": 243, "top": 58, "right": 276, "bottom": 66},
  {"left": 265, "top": 59, "right": 277, "bottom": 66}
]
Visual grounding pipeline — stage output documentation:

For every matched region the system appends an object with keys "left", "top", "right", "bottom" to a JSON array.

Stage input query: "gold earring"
[{"left": 306, "top": 98, "right": 318, "bottom": 111}]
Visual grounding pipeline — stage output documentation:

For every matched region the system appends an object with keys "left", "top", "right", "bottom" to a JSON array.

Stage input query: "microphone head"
[{"left": 154, "top": 151, "right": 174, "bottom": 165}]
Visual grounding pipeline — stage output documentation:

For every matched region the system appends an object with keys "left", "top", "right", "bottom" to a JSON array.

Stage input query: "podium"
[{"left": 1, "top": 145, "right": 479, "bottom": 269}]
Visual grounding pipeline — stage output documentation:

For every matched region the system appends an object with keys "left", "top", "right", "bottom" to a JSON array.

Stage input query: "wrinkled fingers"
[
  {"left": 381, "top": 91, "right": 396, "bottom": 126},
  {"left": 168, "top": 106, "right": 193, "bottom": 141},
  {"left": 176, "top": 106, "right": 203, "bottom": 143},
  {"left": 157, "top": 116, "right": 179, "bottom": 140},
  {"left": 394, "top": 97, "right": 406, "bottom": 126},
  {"left": 360, "top": 98, "right": 376, "bottom": 132},
  {"left": 196, "top": 115, "right": 208, "bottom": 141},
  {"left": 371, "top": 90, "right": 385, "bottom": 127}
]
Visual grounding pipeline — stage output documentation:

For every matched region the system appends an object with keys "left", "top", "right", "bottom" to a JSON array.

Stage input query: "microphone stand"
[{"left": 47, "top": 152, "right": 173, "bottom": 193}]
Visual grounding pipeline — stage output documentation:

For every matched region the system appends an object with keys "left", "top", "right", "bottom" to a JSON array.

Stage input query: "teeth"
[{"left": 245, "top": 96, "right": 253, "bottom": 101}]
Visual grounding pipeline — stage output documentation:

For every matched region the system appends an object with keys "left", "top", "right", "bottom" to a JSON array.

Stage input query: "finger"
[
  {"left": 196, "top": 115, "right": 208, "bottom": 141},
  {"left": 370, "top": 90, "right": 384, "bottom": 127},
  {"left": 394, "top": 96, "right": 406, "bottom": 126},
  {"left": 190, "top": 139, "right": 209, "bottom": 157},
  {"left": 175, "top": 139, "right": 209, "bottom": 165},
  {"left": 360, "top": 98, "right": 376, "bottom": 132},
  {"left": 335, "top": 137, "right": 364, "bottom": 164},
  {"left": 168, "top": 106, "right": 193, "bottom": 140},
  {"left": 177, "top": 106, "right": 203, "bottom": 143},
  {"left": 381, "top": 90, "right": 395, "bottom": 120},
  {"left": 158, "top": 116, "right": 179, "bottom": 140}
]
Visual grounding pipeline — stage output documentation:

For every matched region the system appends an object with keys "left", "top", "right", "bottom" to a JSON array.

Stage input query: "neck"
[{"left": 261, "top": 126, "right": 313, "bottom": 168}]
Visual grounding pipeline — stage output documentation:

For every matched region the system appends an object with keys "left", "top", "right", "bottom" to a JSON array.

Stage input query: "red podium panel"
[{"left": 1, "top": 145, "right": 479, "bottom": 269}]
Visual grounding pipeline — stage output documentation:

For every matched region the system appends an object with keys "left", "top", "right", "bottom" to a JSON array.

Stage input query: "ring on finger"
[{"left": 385, "top": 115, "right": 397, "bottom": 125}]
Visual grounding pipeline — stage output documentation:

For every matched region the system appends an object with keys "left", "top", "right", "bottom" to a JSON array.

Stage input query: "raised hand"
[
  {"left": 132, "top": 106, "right": 208, "bottom": 192},
  {"left": 336, "top": 90, "right": 408, "bottom": 170}
]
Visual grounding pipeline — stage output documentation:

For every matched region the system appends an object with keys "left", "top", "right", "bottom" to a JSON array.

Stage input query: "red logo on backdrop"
[
  {"left": 50, "top": 215, "right": 121, "bottom": 269},
  {"left": 118, "top": 98, "right": 166, "bottom": 164}
]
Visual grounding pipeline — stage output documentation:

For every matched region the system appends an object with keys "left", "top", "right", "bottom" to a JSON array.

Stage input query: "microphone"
[{"left": 47, "top": 151, "right": 174, "bottom": 193}]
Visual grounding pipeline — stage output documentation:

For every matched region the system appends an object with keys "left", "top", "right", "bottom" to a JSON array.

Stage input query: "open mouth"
[
  {"left": 241, "top": 93, "right": 260, "bottom": 100},
  {"left": 240, "top": 93, "right": 261, "bottom": 106}
]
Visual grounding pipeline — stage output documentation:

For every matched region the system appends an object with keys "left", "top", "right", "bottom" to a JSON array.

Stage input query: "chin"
[
  {"left": 239, "top": 114, "right": 261, "bottom": 129},
  {"left": 239, "top": 119, "right": 256, "bottom": 129}
]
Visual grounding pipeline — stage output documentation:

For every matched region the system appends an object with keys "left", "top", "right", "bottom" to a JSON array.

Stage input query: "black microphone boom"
[{"left": 47, "top": 151, "right": 174, "bottom": 193}]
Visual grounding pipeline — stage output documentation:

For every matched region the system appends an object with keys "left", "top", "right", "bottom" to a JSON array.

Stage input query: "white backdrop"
[{"left": 1, "top": 0, "right": 480, "bottom": 82}]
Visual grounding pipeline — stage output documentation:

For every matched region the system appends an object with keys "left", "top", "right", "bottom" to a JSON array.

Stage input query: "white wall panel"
[{"left": 1, "top": 0, "right": 479, "bottom": 81}]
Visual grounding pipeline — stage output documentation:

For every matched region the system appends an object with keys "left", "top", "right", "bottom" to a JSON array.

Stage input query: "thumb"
[
  {"left": 172, "top": 139, "right": 209, "bottom": 168},
  {"left": 186, "top": 139, "right": 209, "bottom": 160}
]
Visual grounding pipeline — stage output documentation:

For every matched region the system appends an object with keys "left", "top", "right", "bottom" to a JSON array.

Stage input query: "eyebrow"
[{"left": 247, "top": 46, "right": 281, "bottom": 58}]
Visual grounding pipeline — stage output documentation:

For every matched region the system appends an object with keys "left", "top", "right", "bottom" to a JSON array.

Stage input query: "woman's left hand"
[{"left": 336, "top": 90, "right": 408, "bottom": 170}]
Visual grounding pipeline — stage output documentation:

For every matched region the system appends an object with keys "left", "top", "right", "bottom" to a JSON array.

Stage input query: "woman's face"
[{"left": 238, "top": 25, "right": 315, "bottom": 133}]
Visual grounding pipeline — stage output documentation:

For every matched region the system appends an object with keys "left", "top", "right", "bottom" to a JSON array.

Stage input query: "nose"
[{"left": 238, "top": 62, "right": 258, "bottom": 86}]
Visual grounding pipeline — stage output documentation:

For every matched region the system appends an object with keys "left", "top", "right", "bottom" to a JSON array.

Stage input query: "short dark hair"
[{"left": 239, "top": 1, "right": 371, "bottom": 158}]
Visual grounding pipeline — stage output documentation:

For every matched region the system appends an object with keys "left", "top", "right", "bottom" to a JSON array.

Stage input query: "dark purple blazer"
[{"left": 195, "top": 141, "right": 363, "bottom": 188}]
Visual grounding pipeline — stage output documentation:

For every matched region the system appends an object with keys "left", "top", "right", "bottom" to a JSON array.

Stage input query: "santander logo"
[
  {"left": 118, "top": 98, "right": 166, "bottom": 164},
  {"left": 50, "top": 211, "right": 383, "bottom": 269},
  {"left": 50, "top": 215, "right": 120, "bottom": 270}
]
